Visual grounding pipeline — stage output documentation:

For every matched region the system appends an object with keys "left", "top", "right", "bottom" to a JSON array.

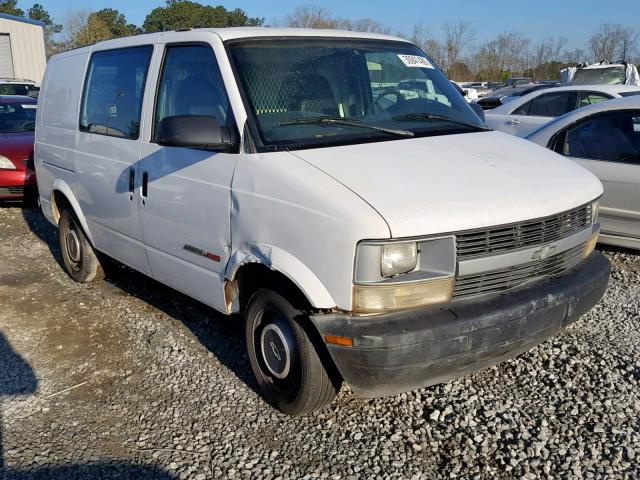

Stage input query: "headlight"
[
  {"left": 591, "top": 200, "right": 599, "bottom": 224},
  {"left": 381, "top": 242, "right": 417, "bottom": 277},
  {"left": 353, "top": 236, "right": 456, "bottom": 313},
  {"left": 353, "top": 277, "right": 454, "bottom": 313},
  {"left": 0, "top": 155, "right": 16, "bottom": 170}
]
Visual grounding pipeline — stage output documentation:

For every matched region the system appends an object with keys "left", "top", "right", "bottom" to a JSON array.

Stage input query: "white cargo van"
[{"left": 35, "top": 28, "right": 610, "bottom": 415}]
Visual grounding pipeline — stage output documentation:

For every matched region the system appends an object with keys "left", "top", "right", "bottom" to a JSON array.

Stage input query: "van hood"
[{"left": 290, "top": 131, "right": 603, "bottom": 238}]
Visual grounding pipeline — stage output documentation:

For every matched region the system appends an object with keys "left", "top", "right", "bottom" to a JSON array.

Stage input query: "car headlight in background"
[
  {"left": 354, "top": 236, "right": 456, "bottom": 313},
  {"left": 0, "top": 155, "right": 16, "bottom": 170},
  {"left": 381, "top": 242, "right": 417, "bottom": 277}
]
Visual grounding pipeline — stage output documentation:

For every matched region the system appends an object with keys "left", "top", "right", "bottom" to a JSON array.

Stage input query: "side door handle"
[
  {"left": 506, "top": 119, "right": 521, "bottom": 126},
  {"left": 128, "top": 169, "right": 135, "bottom": 201},
  {"left": 141, "top": 171, "right": 148, "bottom": 205}
]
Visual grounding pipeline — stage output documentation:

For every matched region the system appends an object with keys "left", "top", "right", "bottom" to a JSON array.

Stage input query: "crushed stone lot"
[{"left": 0, "top": 205, "right": 639, "bottom": 480}]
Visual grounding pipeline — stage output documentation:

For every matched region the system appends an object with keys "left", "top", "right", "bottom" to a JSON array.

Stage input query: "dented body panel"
[{"left": 228, "top": 152, "right": 390, "bottom": 310}]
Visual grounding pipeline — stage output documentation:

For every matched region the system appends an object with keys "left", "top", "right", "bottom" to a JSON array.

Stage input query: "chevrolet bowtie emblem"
[{"left": 532, "top": 245, "right": 557, "bottom": 260}]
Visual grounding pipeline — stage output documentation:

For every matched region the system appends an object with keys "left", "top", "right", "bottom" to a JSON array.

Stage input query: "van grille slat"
[
  {"left": 453, "top": 244, "right": 585, "bottom": 298},
  {"left": 456, "top": 204, "right": 592, "bottom": 259}
]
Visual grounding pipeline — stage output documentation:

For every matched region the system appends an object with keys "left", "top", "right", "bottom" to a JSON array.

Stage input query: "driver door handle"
[
  {"left": 141, "top": 171, "right": 148, "bottom": 205},
  {"left": 506, "top": 119, "right": 521, "bottom": 126},
  {"left": 128, "top": 169, "right": 135, "bottom": 201}
]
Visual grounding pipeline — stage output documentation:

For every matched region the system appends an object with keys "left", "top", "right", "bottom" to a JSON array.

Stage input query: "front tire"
[
  {"left": 58, "top": 209, "right": 105, "bottom": 283},
  {"left": 245, "top": 289, "right": 338, "bottom": 415}
]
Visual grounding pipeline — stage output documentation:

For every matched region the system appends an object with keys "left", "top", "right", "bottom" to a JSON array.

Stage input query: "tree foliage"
[
  {"left": 285, "top": 6, "right": 390, "bottom": 34},
  {"left": 71, "top": 9, "right": 140, "bottom": 48},
  {"left": 588, "top": 23, "right": 639, "bottom": 62},
  {"left": 0, "top": 0, "right": 23, "bottom": 17},
  {"left": 14, "top": 2, "right": 639, "bottom": 81},
  {"left": 27, "top": 3, "right": 62, "bottom": 56},
  {"left": 142, "top": 0, "right": 263, "bottom": 33}
]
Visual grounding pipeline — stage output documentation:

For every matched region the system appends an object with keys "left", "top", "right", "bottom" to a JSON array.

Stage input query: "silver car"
[{"left": 527, "top": 96, "right": 640, "bottom": 249}]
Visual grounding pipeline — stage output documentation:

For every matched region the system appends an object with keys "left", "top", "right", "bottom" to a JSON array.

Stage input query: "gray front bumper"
[{"left": 310, "top": 252, "right": 610, "bottom": 398}]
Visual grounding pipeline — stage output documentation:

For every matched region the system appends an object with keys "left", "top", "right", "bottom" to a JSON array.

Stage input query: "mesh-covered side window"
[{"left": 154, "top": 44, "right": 232, "bottom": 137}]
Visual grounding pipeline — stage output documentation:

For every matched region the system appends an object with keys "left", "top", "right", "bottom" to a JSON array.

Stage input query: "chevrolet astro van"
[{"left": 35, "top": 28, "right": 610, "bottom": 415}]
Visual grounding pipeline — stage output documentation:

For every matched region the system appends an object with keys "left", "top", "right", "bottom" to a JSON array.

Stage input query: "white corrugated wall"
[{"left": 0, "top": 18, "right": 46, "bottom": 83}]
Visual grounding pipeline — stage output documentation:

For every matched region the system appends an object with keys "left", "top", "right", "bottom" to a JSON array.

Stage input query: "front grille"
[
  {"left": 453, "top": 244, "right": 585, "bottom": 299},
  {"left": 456, "top": 204, "right": 592, "bottom": 260}
]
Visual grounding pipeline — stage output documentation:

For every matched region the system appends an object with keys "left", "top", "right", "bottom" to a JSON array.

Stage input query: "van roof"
[
  {"left": 52, "top": 27, "right": 412, "bottom": 58},
  {"left": 210, "top": 27, "right": 409, "bottom": 43}
]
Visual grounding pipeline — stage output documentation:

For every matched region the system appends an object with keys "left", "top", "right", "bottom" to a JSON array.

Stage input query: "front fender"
[
  {"left": 226, "top": 244, "right": 337, "bottom": 309},
  {"left": 51, "top": 179, "right": 95, "bottom": 245}
]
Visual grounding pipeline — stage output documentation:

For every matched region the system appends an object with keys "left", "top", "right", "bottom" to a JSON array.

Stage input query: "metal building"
[{"left": 0, "top": 13, "right": 46, "bottom": 83}]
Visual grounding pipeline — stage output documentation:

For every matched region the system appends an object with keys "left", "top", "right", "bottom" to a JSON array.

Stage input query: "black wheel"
[
  {"left": 245, "top": 289, "right": 339, "bottom": 415},
  {"left": 58, "top": 209, "right": 105, "bottom": 283}
]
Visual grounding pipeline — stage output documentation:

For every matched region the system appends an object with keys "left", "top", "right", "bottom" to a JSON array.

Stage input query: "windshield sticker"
[
  {"left": 21, "top": 104, "right": 37, "bottom": 109},
  {"left": 398, "top": 55, "right": 434, "bottom": 69}
]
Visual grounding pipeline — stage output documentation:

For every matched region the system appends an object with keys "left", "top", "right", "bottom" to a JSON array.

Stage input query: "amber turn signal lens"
[
  {"left": 583, "top": 232, "right": 599, "bottom": 259},
  {"left": 324, "top": 334, "right": 353, "bottom": 347}
]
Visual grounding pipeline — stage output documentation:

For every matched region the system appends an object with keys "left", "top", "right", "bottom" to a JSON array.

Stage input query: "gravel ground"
[{"left": 0, "top": 204, "right": 639, "bottom": 480}]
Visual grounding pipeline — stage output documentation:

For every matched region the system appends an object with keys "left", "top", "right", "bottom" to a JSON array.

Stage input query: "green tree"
[
  {"left": 91, "top": 8, "right": 139, "bottom": 37},
  {"left": 72, "top": 8, "right": 139, "bottom": 47},
  {"left": 0, "top": 0, "right": 23, "bottom": 16},
  {"left": 27, "top": 3, "right": 63, "bottom": 57},
  {"left": 143, "top": 0, "right": 263, "bottom": 33}
]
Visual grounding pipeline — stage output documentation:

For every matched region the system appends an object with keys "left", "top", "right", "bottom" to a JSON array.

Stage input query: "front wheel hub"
[
  {"left": 65, "top": 229, "right": 81, "bottom": 263},
  {"left": 260, "top": 321, "right": 293, "bottom": 379}
]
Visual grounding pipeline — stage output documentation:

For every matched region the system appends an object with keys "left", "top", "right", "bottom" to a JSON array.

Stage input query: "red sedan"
[{"left": 0, "top": 95, "right": 37, "bottom": 201}]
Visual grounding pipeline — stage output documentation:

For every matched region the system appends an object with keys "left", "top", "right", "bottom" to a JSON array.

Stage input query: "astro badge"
[{"left": 397, "top": 55, "right": 434, "bottom": 69}]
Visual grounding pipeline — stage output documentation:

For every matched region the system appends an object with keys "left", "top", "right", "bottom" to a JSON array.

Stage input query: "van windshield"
[{"left": 227, "top": 38, "right": 486, "bottom": 151}]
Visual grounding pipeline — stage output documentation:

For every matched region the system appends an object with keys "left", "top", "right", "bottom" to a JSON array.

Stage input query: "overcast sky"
[{"left": 21, "top": 0, "right": 640, "bottom": 51}]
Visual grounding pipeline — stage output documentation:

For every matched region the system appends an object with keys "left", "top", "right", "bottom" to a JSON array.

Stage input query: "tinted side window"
[
  {"left": 154, "top": 44, "right": 232, "bottom": 140},
  {"left": 530, "top": 92, "right": 575, "bottom": 117},
  {"left": 563, "top": 110, "right": 640, "bottom": 164},
  {"left": 578, "top": 92, "right": 611, "bottom": 108},
  {"left": 512, "top": 100, "right": 532, "bottom": 115},
  {"left": 80, "top": 46, "right": 153, "bottom": 140}
]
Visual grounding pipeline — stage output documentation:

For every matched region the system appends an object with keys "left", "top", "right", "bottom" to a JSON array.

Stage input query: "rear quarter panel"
[{"left": 35, "top": 51, "right": 89, "bottom": 222}]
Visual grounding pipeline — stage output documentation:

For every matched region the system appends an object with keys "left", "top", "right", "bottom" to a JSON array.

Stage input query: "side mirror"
[
  {"left": 470, "top": 102, "right": 486, "bottom": 122},
  {"left": 156, "top": 115, "right": 236, "bottom": 150}
]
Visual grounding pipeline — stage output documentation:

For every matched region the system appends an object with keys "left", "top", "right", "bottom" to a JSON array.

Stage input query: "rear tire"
[
  {"left": 245, "top": 289, "right": 338, "bottom": 415},
  {"left": 58, "top": 209, "right": 105, "bottom": 283}
]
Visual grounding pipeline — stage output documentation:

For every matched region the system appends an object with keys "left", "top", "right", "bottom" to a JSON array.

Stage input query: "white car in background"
[
  {"left": 526, "top": 96, "right": 640, "bottom": 249},
  {"left": 486, "top": 85, "right": 640, "bottom": 137},
  {"left": 0, "top": 78, "right": 40, "bottom": 97},
  {"left": 462, "top": 82, "right": 492, "bottom": 97},
  {"left": 462, "top": 86, "right": 478, "bottom": 102}
]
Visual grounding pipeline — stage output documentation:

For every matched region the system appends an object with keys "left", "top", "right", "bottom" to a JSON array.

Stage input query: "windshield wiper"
[
  {"left": 278, "top": 116, "right": 414, "bottom": 137},
  {"left": 392, "top": 113, "right": 490, "bottom": 131}
]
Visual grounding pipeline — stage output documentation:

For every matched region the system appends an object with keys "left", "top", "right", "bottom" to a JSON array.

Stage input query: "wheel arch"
[
  {"left": 225, "top": 245, "right": 337, "bottom": 313},
  {"left": 50, "top": 180, "right": 94, "bottom": 245}
]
